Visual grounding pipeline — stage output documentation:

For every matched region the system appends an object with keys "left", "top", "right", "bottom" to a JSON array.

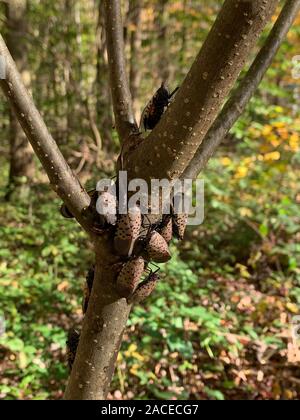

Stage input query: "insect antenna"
[{"left": 169, "top": 86, "right": 180, "bottom": 99}]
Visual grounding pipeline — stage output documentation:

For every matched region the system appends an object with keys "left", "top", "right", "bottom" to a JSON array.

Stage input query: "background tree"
[
  {"left": 128, "top": 0, "right": 142, "bottom": 119},
  {"left": 4, "top": 0, "right": 35, "bottom": 199}
]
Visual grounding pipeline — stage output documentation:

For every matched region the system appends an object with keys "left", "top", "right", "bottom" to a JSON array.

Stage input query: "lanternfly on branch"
[
  {"left": 139, "top": 82, "right": 179, "bottom": 132},
  {"left": 127, "top": 269, "right": 160, "bottom": 304}
]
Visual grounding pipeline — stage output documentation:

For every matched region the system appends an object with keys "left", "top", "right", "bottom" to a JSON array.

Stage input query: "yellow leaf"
[
  {"left": 290, "top": 133, "right": 299, "bottom": 143},
  {"left": 132, "top": 351, "right": 146, "bottom": 362},
  {"left": 129, "top": 363, "right": 140, "bottom": 376},
  {"left": 267, "top": 133, "right": 278, "bottom": 143},
  {"left": 284, "top": 389, "right": 295, "bottom": 400},
  {"left": 19, "top": 351, "right": 28, "bottom": 369},
  {"left": 277, "top": 128, "right": 289, "bottom": 140},
  {"left": 262, "top": 125, "right": 272, "bottom": 136},
  {"left": 220, "top": 157, "right": 232, "bottom": 166},
  {"left": 289, "top": 133, "right": 299, "bottom": 151},
  {"left": 239, "top": 207, "right": 253, "bottom": 217},
  {"left": 272, "top": 121, "right": 285, "bottom": 128},
  {"left": 270, "top": 139, "right": 281, "bottom": 148},
  {"left": 286, "top": 302, "right": 299, "bottom": 314},
  {"left": 264, "top": 151, "right": 281, "bottom": 161},
  {"left": 273, "top": 106, "right": 284, "bottom": 113},
  {"left": 235, "top": 166, "right": 248, "bottom": 179},
  {"left": 243, "top": 156, "right": 256, "bottom": 165},
  {"left": 124, "top": 343, "right": 138, "bottom": 358},
  {"left": 236, "top": 263, "right": 251, "bottom": 279}
]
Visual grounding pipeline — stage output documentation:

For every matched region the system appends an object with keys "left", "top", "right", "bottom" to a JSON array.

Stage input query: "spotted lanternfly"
[
  {"left": 60, "top": 203, "right": 74, "bottom": 219},
  {"left": 116, "top": 256, "right": 145, "bottom": 298},
  {"left": 159, "top": 216, "right": 173, "bottom": 243},
  {"left": 66, "top": 328, "right": 80, "bottom": 371},
  {"left": 145, "top": 231, "right": 171, "bottom": 263},
  {"left": 82, "top": 266, "right": 95, "bottom": 315},
  {"left": 114, "top": 206, "right": 142, "bottom": 257},
  {"left": 139, "top": 83, "right": 179, "bottom": 131},
  {"left": 172, "top": 213, "right": 188, "bottom": 240},
  {"left": 96, "top": 190, "right": 117, "bottom": 226},
  {"left": 127, "top": 272, "right": 160, "bottom": 304}
]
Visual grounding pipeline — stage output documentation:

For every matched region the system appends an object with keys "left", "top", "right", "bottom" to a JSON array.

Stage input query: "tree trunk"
[
  {"left": 64, "top": 235, "right": 132, "bottom": 400},
  {"left": 5, "top": 0, "right": 34, "bottom": 199}
]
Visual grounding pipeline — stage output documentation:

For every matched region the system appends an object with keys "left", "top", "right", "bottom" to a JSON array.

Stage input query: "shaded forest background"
[{"left": 0, "top": 0, "right": 300, "bottom": 400}]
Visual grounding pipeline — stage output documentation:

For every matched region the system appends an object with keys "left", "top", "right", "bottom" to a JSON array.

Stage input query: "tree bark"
[
  {"left": 64, "top": 235, "right": 132, "bottom": 400},
  {"left": 5, "top": 0, "right": 35, "bottom": 198}
]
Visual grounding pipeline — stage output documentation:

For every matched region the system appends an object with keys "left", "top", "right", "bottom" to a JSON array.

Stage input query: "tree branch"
[
  {"left": 0, "top": 34, "right": 92, "bottom": 231},
  {"left": 125, "top": 0, "right": 279, "bottom": 182},
  {"left": 103, "top": 0, "right": 137, "bottom": 142},
  {"left": 182, "top": 0, "right": 300, "bottom": 180}
]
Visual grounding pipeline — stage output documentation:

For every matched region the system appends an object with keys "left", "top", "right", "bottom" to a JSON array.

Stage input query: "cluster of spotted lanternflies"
[
  {"left": 66, "top": 83, "right": 185, "bottom": 370},
  {"left": 86, "top": 195, "right": 188, "bottom": 307}
]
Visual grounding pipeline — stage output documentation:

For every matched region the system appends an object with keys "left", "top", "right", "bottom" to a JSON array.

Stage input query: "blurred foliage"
[{"left": 0, "top": 0, "right": 300, "bottom": 401}]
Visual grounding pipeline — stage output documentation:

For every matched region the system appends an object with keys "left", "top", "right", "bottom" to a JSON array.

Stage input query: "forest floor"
[{"left": 0, "top": 147, "right": 300, "bottom": 400}]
